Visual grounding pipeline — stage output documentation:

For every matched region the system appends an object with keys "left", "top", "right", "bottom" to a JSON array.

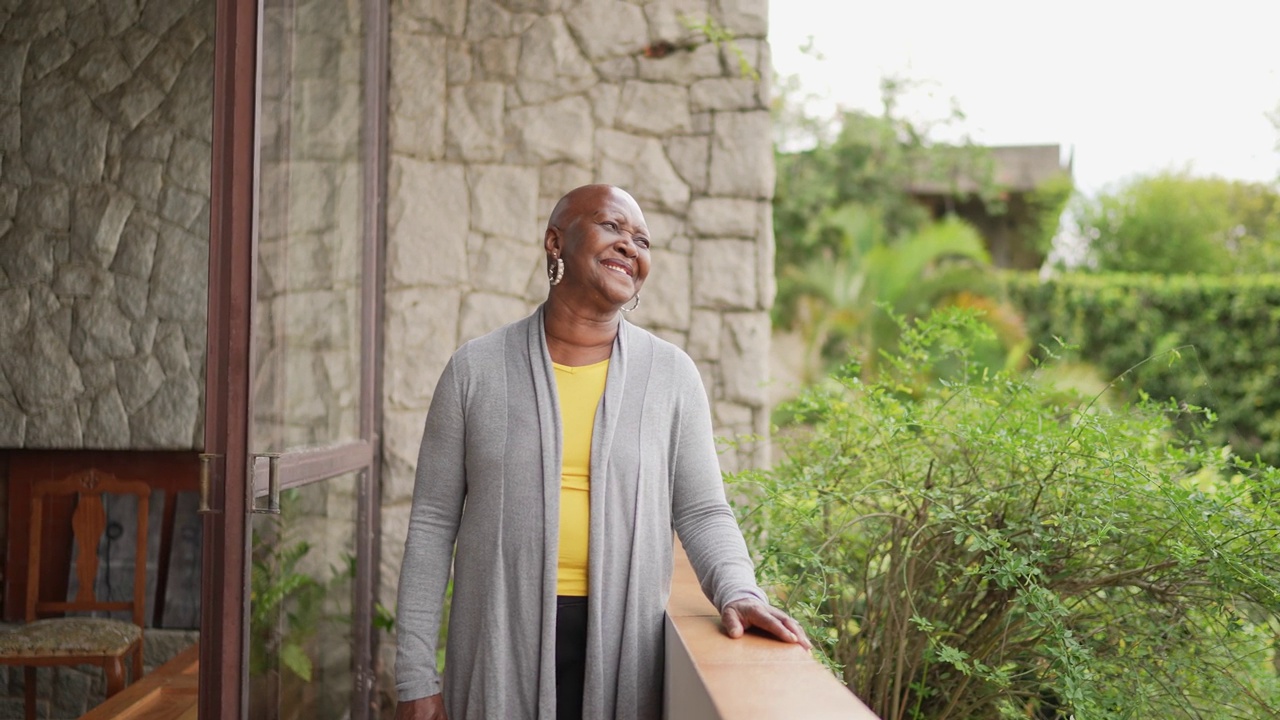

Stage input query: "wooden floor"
[{"left": 79, "top": 644, "right": 197, "bottom": 720}]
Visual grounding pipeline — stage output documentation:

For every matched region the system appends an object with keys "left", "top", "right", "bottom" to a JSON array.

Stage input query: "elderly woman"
[{"left": 394, "top": 185, "right": 808, "bottom": 720}]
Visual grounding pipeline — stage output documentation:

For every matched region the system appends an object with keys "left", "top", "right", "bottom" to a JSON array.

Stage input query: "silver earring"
[
  {"left": 620, "top": 294, "right": 640, "bottom": 313},
  {"left": 548, "top": 256, "right": 564, "bottom": 286}
]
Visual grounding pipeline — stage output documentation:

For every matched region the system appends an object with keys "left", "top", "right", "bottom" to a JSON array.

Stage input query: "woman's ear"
[{"left": 544, "top": 225, "right": 562, "bottom": 256}]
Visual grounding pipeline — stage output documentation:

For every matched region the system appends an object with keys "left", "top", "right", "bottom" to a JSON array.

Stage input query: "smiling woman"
[{"left": 391, "top": 185, "right": 811, "bottom": 720}]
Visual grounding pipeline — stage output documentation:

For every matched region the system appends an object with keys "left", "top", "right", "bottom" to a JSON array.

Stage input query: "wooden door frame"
[{"left": 203, "top": 0, "right": 387, "bottom": 716}]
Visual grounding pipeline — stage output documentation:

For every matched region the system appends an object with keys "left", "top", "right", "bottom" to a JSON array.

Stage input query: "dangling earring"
[
  {"left": 548, "top": 255, "right": 564, "bottom": 286},
  {"left": 620, "top": 294, "right": 640, "bottom": 313}
]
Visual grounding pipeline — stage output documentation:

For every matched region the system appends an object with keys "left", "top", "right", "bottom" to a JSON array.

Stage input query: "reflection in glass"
[
  {"left": 250, "top": 473, "right": 360, "bottom": 720},
  {"left": 253, "top": 0, "right": 366, "bottom": 453}
]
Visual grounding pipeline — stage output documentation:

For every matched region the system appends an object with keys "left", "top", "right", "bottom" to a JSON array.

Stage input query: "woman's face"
[{"left": 552, "top": 187, "right": 651, "bottom": 310}]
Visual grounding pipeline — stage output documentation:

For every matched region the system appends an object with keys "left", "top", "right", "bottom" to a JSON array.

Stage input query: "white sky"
[{"left": 768, "top": 0, "right": 1280, "bottom": 195}]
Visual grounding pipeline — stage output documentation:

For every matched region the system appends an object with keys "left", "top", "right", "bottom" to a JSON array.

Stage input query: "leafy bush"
[
  {"left": 733, "top": 310, "right": 1280, "bottom": 720},
  {"left": 1005, "top": 272, "right": 1280, "bottom": 467},
  {"left": 1072, "top": 172, "right": 1280, "bottom": 275}
]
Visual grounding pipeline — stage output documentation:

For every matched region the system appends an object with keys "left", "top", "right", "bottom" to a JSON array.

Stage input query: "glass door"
[{"left": 203, "top": 0, "right": 386, "bottom": 717}]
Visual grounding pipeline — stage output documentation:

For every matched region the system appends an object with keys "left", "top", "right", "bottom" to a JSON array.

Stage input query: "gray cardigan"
[{"left": 394, "top": 306, "right": 765, "bottom": 719}]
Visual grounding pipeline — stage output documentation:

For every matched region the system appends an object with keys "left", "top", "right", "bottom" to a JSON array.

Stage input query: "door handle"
[
  {"left": 198, "top": 453, "right": 219, "bottom": 514},
  {"left": 251, "top": 452, "right": 282, "bottom": 515}
]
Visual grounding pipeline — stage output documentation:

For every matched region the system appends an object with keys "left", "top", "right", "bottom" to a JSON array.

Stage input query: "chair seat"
[{"left": 0, "top": 618, "right": 142, "bottom": 659}]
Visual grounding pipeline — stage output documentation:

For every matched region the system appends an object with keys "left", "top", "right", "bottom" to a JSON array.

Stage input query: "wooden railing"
[{"left": 664, "top": 546, "right": 879, "bottom": 720}]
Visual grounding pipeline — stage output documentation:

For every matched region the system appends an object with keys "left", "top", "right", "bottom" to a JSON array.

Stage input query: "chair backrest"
[{"left": 25, "top": 469, "right": 152, "bottom": 628}]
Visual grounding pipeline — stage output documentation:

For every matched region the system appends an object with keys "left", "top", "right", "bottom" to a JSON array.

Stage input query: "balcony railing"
[{"left": 664, "top": 546, "right": 880, "bottom": 720}]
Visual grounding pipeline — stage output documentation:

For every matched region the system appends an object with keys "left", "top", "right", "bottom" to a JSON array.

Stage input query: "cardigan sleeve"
[
  {"left": 668, "top": 353, "right": 768, "bottom": 611},
  {"left": 394, "top": 354, "right": 469, "bottom": 702}
]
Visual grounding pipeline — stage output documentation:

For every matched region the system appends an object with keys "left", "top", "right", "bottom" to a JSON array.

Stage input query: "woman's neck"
[{"left": 544, "top": 296, "right": 618, "bottom": 366}]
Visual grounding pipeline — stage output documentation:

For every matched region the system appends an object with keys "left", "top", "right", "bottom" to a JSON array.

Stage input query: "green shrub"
[
  {"left": 733, "top": 309, "right": 1280, "bottom": 720},
  {"left": 1004, "top": 272, "right": 1280, "bottom": 467}
]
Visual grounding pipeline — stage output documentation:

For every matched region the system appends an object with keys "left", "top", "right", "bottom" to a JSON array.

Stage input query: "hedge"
[{"left": 1003, "top": 272, "right": 1280, "bottom": 466}]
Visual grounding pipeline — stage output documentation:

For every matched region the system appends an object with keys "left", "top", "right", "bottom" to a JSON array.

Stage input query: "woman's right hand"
[{"left": 395, "top": 694, "right": 447, "bottom": 720}]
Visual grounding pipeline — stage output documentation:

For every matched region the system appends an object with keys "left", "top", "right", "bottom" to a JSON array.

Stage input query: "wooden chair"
[{"left": 0, "top": 469, "right": 150, "bottom": 719}]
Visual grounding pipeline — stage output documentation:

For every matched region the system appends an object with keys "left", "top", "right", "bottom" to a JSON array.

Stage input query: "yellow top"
[{"left": 553, "top": 358, "right": 609, "bottom": 596}]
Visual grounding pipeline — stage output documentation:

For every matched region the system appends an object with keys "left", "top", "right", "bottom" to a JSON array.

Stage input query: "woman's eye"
[
  {"left": 603, "top": 221, "right": 618, "bottom": 230},
  {"left": 635, "top": 237, "right": 650, "bottom": 248}
]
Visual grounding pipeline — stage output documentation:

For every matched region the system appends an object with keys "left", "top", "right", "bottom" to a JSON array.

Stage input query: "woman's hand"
[
  {"left": 721, "top": 598, "right": 812, "bottom": 650},
  {"left": 395, "top": 694, "right": 448, "bottom": 720}
]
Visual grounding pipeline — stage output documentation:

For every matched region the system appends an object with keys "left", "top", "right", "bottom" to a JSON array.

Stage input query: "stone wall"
[
  {"left": 0, "top": 0, "right": 214, "bottom": 450},
  {"left": 379, "top": 0, "right": 775, "bottom": 650}
]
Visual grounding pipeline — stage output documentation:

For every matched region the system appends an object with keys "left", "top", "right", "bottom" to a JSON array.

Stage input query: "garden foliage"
[
  {"left": 1005, "top": 272, "right": 1280, "bottom": 467},
  {"left": 732, "top": 310, "right": 1280, "bottom": 719}
]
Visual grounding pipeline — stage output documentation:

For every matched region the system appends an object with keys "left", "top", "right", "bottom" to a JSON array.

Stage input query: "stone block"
[
  {"left": 99, "top": 0, "right": 144, "bottom": 34},
  {"left": 636, "top": 247, "right": 690, "bottom": 331},
  {"left": 470, "top": 235, "right": 542, "bottom": 296},
  {"left": 691, "top": 238, "right": 756, "bottom": 309},
  {"left": 665, "top": 135, "right": 709, "bottom": 195},
  {"left": 167, "top": 134, "right": 210, "bottom": 193},
  {"left": 140, "top": 0, "right": 194, "bottom": 36},
  {"left": 686, "top": 309, "right": 721, "bottom": 361},
  {"left": 76, "top": 293, "right": 135, "bottom": 359},
  {"left": 52, "top": 262, "right": 99, "bottom": 297},
  {"left": 467, "top": 164, "right": 539, "bottom": 241},
  {"left": 563, "top": 0, "right": 647, "bottom": 61},
  {"left": 508, "top": 94, "right": 594, "bottom": 165},
  {"left": 110, "top": 212, "right": 158, "bottom": 279},
  {"left": 445, "top": 82, "right": 505, "bottom": 162},
  {"left": 381, "top": 408, "right": 426, "bottom": 504},
  {"left": 595, "top": 56, "right": 637, "bottom": 82},
  {"left": 119, "top": 26, "right": 160, "bottom": 69},
  {"left": 75, "top": 38, "right": 132, "bottom": 96},
  {"left": 719, "top": 311, "right": 768, "bottom": 406},
  {"left": 19, "top": 182, "right": 70, "bottom": 231},
  {"left": 708, "top": 111, "right": 773, "bottom": 198},
  {"left": 150, "top": 227, "right": 207, "bottom": 322},
  {"left": 393, "top": 0, "right": 467, "bottom": 35},
  {"left": 446, "top": 38, "right": 471, "bottom": 84},
  {"left": 1, "top": 319, "right": 83, "bottom": 411},
  {"left": 0, "top": 398, "right": 21, "bottom": 446},
  {"left": 458, "top": 291, "right": 529, "bottom": 344},
  {"left": 465, "top": 0, "right": 514, "bottom": 40},
  {"left": 383, "top": 286, "right": 460, "bottom": 411},
  {"left": 119, "top": 158, "right": 164, "bottom": 207},
  {"left": 640, "top": 211, "right": 689, "bottom": 254},
  {"left": 23, "top": 81, "right": 109, "bottom": 183},
  {"left": 26, "top": 404, "right": 83, "bottom": 447},
  {"left": 129, "top": 369, "right": 198, "bottom": 448},
  {"left": 756, "top": 202, "right": 775, "bottom": 309},
  {"left": 26, "top": 33, "right": 73, "bottom": 82},
  {"left": 688, "top": 197, "right": 757, "bottom": 238},
  {"left": 153, "top": 321, "right": 191, "bottom": 374},
  {"left": 515, "top": 16, "right": 596, "bottom": 104},
  {"left": 386, "top": 158, "right": 469, "bottom": 287},
  {"left": 389, "top": 33, "right": 446, "bottom": 160},
  {"left": 0, "top": 287, "right": 29, "bottom": 349},
  {"left": 475, "top": 38, "right": 520, "bottom": 81},
  {"left": 690, "top": 77, "right": 759, "bottom": 111},
  {"left": 0, "top": 105, "right": 17, "bottom": 156},
  {"left": 0, "top": 42, "right": 27, "bottom": 104},
  {"left": 113, "top": 75, "right": 167, "bottom": 130},
  {"left": 712, "top": 0, "right": 768, "bottom": 38},
  {"left": 84, "top": 387, "right": 130, "bottom": 447},
  {"left": 93, "top": 191, "right": 135, "bottom": 263},
  {"left": 616, "top": 81, "right": 691, "bottom": 136},
  {"left": 714, "top": 400, "right": 753, "bottom": 428},
  {"left": 587, "top": 82, "right": 620, "bottom": 126},
  {"left": 539, "top": 162, "right": 592, "bottom": 201},
  {"left": 595, "top": 129, "right": 689, "bottom": 213},
  {"left": 636, "top": 41, "right": 721, "bottom": 84}
]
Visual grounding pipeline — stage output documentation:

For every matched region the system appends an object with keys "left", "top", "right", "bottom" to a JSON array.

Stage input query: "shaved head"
[{"left": 547, "top": 184, "right": 626, "bottom": 231}]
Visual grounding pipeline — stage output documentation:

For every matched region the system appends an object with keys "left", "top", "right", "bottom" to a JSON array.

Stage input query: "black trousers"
[{"left": 556, "top": 595, "right": 589, "bottom": 720}]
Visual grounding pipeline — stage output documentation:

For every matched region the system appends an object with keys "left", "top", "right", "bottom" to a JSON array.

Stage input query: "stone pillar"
[{"left": 380, "top": 0, "right": 775, "bottom": 683}]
